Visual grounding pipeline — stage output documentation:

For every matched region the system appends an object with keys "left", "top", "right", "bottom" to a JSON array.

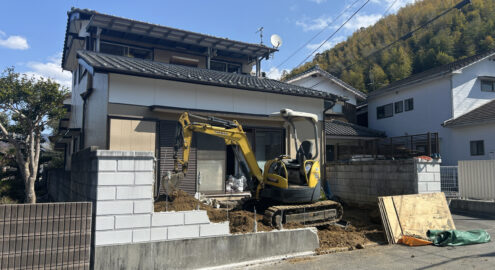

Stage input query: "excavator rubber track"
[{"left": 263, "top": 200, "right": 343, "bottom": 228}]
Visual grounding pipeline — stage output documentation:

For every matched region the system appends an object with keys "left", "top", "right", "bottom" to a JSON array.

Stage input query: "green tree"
[
  {"left": 0, "top": 68, "right": 68, "bottom": 203},
  {"left": 341, "top": 69, "right": 365, "bottom": 91},
  {"left": 369, "top": 64, "right": 389, "bottom": 91},
  {"left": 480, "top": 35, "right": 495, "bottom": 51},
  {"left": 435, "top": 51, "right": 455, "bottom": 65},
  {"left": 387, "top": 47, "right": 412, "bottom": 82}
]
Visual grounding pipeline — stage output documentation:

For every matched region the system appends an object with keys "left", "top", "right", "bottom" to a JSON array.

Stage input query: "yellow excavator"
[{"left": 163, "top": 109, "right": 342, "bottom": 228}]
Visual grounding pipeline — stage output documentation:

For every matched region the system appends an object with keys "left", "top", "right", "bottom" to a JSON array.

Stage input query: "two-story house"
[
  {"left": 368, "top": 49, "right": 495, "bottom": 165},
  {"left": 285, "top": 65, "right": 385, "bottom": 162},
  {"left": 53, "top": 8, "right": 345, "bottom": 196}
]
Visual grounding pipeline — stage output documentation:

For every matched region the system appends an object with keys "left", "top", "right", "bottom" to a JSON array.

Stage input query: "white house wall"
[
  {"left": 448, "top": 124, "right": 495, "bottom": 164},
  {"left": 291, "top": 76, "right": 357, "bottom": 105},
  {"left": 368, "top": 77, "right": 452, "bottom": 136},
  {"left": 85, "top": 73, "right": 109, "bottom": 148},
  {"left": 452, "top": 57, "right": 495, "bottom": 117},
  {"left": 108, "top": 74, "right": 324, "bottom": 119},
  {"left": 69, "top": 72, "right": 87, "bottom": 129},
  {"left": 368, "top": 77, "right": 454, "bottom": 163}
]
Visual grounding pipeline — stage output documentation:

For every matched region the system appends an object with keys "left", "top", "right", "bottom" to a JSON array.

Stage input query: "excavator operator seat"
[
  {"left": 297, "top": 140, "right": 314, "bottom": 163},
  {"left": 285, "top": 140, "right": 314, "bottom": 186}
]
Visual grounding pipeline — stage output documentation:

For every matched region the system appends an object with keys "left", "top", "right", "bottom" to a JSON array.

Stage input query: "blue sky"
[{"left": 0, "top": 0, "right": 415, "bottom": 87}]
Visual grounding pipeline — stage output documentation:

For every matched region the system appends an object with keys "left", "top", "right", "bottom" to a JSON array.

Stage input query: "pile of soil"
[
  {"left": 154, "top": 190, "right": 227, "bottom": 222},
  {"left": 154, "top": 190, "right": 385, "bottom": 251},
  {"left": 316, "top": 207, "right": 385, "bottom": 254}
]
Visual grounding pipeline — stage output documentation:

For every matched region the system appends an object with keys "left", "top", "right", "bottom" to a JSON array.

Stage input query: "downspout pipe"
[
  {"left": 79, "top": 74, "right": 94, "bottom": 150},
  {"left": 322, "top": 99, "right": 336, "bottom": 199}
]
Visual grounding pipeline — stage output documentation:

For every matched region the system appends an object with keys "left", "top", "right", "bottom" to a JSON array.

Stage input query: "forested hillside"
[{"left": 285, "top": 0, "right": 495, "bottom": 93}]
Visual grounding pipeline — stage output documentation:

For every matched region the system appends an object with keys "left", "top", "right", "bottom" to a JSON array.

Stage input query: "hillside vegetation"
[{"left": 285, "top": 0, "right": 495, "bottom": 93}]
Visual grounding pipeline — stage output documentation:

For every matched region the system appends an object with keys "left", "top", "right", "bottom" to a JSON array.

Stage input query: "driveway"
[{"left": 248, "top": 214, "right": 495, "bottom": 270}]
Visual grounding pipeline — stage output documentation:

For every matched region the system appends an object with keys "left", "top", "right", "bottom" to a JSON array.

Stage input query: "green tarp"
[{"left": 427, "top": 230, "right": 491, "bottom": 246}]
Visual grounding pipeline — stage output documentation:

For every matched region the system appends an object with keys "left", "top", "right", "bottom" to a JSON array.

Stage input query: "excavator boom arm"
[{"left": 172, "top": 112, "right": 263, "bottom": 184}]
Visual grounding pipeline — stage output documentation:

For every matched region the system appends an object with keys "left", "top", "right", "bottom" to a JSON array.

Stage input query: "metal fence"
[
  {"left": 440, "top": 166, "right": 459, "bottom": 198},
  {"left": 459, "top": 160, "right": 495, "bottom": 200},
  {"left": 0, "top": 202, "right": 92, "bottom": 270},
  {"left": 376, "top": 132, "right": 439, "bottom": 159}
]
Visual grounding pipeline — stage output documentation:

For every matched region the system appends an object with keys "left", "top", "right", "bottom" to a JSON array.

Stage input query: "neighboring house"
[
  {"left": 285, "top": 65, "right": 384, "bottom": 161},
  {"left": 285, "top": 65, "right": 367, "bottom": 123},
  {"left": 54, "top": 8, "right": 344, "bottom": 196},
  {"left": 368, "top": 49, "right": 495, "bottom": 165}
]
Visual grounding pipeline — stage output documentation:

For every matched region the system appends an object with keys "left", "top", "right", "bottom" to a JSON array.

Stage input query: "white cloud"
[
  {"left": 296, "top": 15, "right": 333, "bottom": 31},
  {"left": 343, "top": 13, "right": 382, "bottom": 31},
  {"left": 266, "top": 67, "right": 288, "bottom": 80},
  {"left": 0, "top": 31, "right": 29, "bottom": 50},
  {"left": 309, "top": 0, "right": 327, "bottom": 3},
  {"left": 372, "top": 0, "right": 417, "bottom": 14},
  {"left": 24, "top": 53, "right": 72, "bottom": 88}
]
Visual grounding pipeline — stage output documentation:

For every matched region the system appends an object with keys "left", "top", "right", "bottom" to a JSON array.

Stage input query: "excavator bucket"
[{"left": 161, "top": 171, "right": 185, "bottom": 195}]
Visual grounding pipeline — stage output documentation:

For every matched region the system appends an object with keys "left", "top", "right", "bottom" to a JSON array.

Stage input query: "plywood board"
[
  {"left": 392, "top": 193, "right": 455, "bottom": 239},
  {"left": 381, "top": 197, "right": 403, "bottom": 244},
  {"left": 378, "top": 192, "right": 455, "bottom": 244}
]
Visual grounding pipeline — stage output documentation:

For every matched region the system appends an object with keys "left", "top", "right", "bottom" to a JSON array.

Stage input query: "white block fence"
[{"left": 68, "top": 147, "right": 229, "bottom": 247}]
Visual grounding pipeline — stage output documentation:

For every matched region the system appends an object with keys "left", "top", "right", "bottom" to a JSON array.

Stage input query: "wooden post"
[
  {"left": 390, "top": 137, "right": 394, "bottom": 158},
  {"left": 427, "top": 132, "right": 431, "bottom": 156}
]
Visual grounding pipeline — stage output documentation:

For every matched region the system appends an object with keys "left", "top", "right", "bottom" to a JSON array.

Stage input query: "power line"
[
  {"left": 269, "top": 0, "right": 362, "bottom": 74},
  {"left": 296, "top": 0, "right": 372, "bottom": 68},
  {"left": 382, "top": 0, "right": 400, "bottom": 17},
  {"left": 300, "top": 0, "right": 411, "bottom": 90},
  {"left": 343, "top": 0, "right": 471, "bottom": 71}
]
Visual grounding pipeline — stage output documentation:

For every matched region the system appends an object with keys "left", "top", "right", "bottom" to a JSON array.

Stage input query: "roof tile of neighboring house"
[
  {"left": 325, "top": 120, "right": 385, "bottom": 137},
  {"left": 443, "top": 99, "right": 495, "bottom": 127},
  {"left": 77, "top": 50, "right": 343, "bottom": 101},
  {"left": 286, "top": 65, "right": 367, "bottom": 100},
  {"left": 370, "top": 49, "right": 495, "bottom": 98}
]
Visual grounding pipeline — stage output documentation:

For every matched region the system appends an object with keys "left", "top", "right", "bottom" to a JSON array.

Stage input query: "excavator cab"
[{"left": 260, "top": 109, "right": 321, "bottom": 204}]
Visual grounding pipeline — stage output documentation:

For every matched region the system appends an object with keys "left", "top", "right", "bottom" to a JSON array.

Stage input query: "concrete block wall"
[
  {"left": 326, "top": 158, "right": 441, "bottom": 206},
  {"left": 416, "top": 158, "right": 442, "bottom": 194},
  {"left": 52, "top": 147, "right": 229, "bottom": 247},
  {"left": 89, "top": 149, "right": 230, "bottom": 246}
]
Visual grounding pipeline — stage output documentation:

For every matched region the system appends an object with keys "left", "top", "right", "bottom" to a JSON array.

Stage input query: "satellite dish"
[{"left": 270, "top": 34, "right": 283, "bottom": 49}]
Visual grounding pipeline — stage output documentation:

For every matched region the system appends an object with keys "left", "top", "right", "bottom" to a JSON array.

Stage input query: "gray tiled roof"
[
  {"left": 443, "top": 99, "right": 495, "bottom": 127},
  {"left": 286, "top": 65, "right": 366, "bottom": 100},
  {"left": 77, "top": 50, "right": 342, "bottom": 100},
  {"left": 370, "top": 49, "right": 495, "bottom": 98},
  {"left": 63, "top": 8, "right": 277, "bottom": 69},
  {"left": 325, "top": 120, "right": 385, "bottom": 137}
]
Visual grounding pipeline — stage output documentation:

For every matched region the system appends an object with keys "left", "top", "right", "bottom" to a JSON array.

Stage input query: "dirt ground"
[{"left": 154, "top": 190, "right": 385, "bottom": 251}]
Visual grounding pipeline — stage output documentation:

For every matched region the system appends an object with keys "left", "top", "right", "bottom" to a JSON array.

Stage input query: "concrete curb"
[
  {"left": 94, "top": 227, "right": 319, "bottom": 269},
  {"left": 450, "top": 199, "right": 495, "bottom": 217}
]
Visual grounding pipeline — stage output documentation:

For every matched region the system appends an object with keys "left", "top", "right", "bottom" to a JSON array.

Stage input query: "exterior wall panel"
[
  {"left": 109, "top": 118, "right": 156, "bottom": 153},
  {"left": 452, "top": 58, "right": 495, "bottom": 118},
  {"left": 108, "top": 74, "right": 324, "bottom": 120}
]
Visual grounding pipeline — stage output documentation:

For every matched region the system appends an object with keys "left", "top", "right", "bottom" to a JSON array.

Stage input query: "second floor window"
[
  {"left": 100, "top": 41, "right": 152, "bottom": 60},
  {"left": 377, "top": 103, "right": 393, "bottom": 119},
  {"left": 395, "top": 101, "right": 403, "bottom": 113},
  {"left": 210, "top": 60, "right": 241, "bottom": 73},
  {"left": 405, "top": 98, "right": 414, "bottom": 111},
  {"left": 481, "top": 79, "right": 495, "bottom": 92},
  {"left": 470, "top": 140, "right": 484, "bottom": 156}
]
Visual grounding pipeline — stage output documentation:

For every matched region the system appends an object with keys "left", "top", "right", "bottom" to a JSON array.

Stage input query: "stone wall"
[
  {"left": 47, "top": 147, "right": 229, "bottom": 247},
  {"left": 326, "top": 158, "right": 441, "bottom": 206}
]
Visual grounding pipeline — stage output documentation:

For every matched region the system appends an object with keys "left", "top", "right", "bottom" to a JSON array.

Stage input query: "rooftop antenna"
[{"left": 255, "top": 27, "right": 264, "bottom": 45}]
